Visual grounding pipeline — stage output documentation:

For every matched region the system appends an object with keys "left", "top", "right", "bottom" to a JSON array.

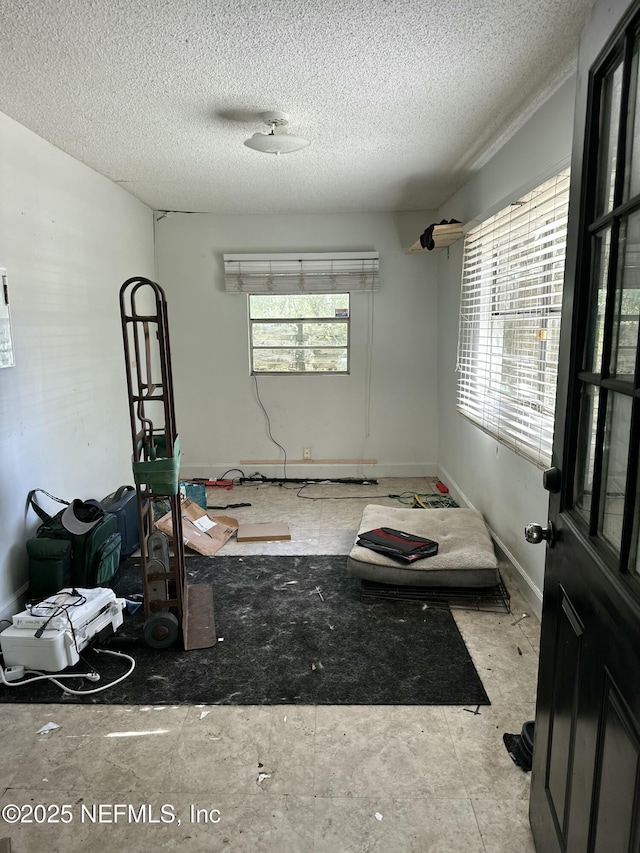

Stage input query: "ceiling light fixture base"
[
  {"left": 244, "top": 110, "right": 310, "bottom": 155},
  {"left": 260, "top": 111, "right": 290, "bottom": 128}
]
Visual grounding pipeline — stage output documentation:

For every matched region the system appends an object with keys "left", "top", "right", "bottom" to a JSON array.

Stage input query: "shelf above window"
[{"left": 405, "top": 222, "right": 464, "bottom": 253}]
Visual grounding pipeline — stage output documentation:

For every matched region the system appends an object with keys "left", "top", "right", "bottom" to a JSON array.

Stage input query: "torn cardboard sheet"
[
  {"left": 236, "top": 522, "right": 291, "bottom": 543},
  {"left": 156, "top": 498, "right": 238, "bottom": 556}
]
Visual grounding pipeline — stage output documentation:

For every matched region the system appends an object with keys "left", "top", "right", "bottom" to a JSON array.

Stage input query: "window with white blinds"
[{"left": 456, "top": 169, "right": 571, "bottom": 467}]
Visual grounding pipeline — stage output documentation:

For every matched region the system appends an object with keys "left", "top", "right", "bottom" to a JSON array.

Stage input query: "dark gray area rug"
[{"left": 0, "top": 555, "right": 490, "bottom": 706}]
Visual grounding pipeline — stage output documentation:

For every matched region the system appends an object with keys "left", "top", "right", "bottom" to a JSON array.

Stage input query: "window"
[
  {"left": 249, "top": 293, "right": 349, "bottom": 374},
  {"left": 223, "top": 251, "right": 378, "bottom": 375},
  {"left": 456, "top": 169, "right": 571, "bottom": 467}
]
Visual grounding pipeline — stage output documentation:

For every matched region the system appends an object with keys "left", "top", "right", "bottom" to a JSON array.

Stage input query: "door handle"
[{"left": 524, "top": 521, "right": 556, "bottom": 547}]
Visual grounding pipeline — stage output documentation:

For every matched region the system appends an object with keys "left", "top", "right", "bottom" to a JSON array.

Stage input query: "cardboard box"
[
  {"left": 156, "top": 498, "right": 238, "bottom": 556},
  {"left": 236, "top": 522, "right": 291, "bottom": 542}
]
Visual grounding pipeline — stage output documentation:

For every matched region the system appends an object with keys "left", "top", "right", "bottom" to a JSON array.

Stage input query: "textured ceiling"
[{"left": 0, "top": 0, "right": 594, "bottom": 214}]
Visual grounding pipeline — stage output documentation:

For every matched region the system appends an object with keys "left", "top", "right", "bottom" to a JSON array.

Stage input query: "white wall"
[
  {"left": 436, "top": 76, "right": 577, "bottom": 616},
  {"left": 0, "top": 112, "right": 155, "bottom": 619},
  {"left": 155, "top": 211, "right": 439, "bottom": 480}
]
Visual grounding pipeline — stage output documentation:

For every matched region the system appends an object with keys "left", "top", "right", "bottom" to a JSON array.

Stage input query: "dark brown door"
[{"left": 530, "top": 0, "right": 640, "bottom": 850}]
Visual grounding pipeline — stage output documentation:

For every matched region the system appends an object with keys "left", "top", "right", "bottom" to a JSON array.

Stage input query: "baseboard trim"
[
  {"left": 180, "top": 463, "right": 439, "bottom": 479},
  {"left": 438, "top": 465, "right": 543, "bottom": 619},
  {"left": 0, "top": 581, "right": 29, "bottom": 622},
  {"left": 485, "top": 530, "right": 543, "bottom": 620}
]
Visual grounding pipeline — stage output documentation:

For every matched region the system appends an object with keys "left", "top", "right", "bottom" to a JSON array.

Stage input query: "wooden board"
[
  {"left": 236, "top": 522, "right": 291, "bottom": 542},
  {"left": 240, "top": 458, "right": 377, "bottom": 464},
  {"left": 406, "top": 223, "right": 464, "bottom": 253}
]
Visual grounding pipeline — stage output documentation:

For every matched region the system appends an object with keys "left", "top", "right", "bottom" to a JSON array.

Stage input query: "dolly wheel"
[{"left": 143, "top": 612, "right": 179, "bottom": 649}]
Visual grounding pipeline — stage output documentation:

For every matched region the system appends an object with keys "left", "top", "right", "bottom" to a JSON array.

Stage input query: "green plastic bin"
[{"left": 132, "top": 434, "right": 180, "bottom": 495}]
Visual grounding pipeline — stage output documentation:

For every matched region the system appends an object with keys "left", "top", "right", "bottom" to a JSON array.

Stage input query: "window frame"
[{"left": 248, "top": 292, "right": 351, "bottom": 375}]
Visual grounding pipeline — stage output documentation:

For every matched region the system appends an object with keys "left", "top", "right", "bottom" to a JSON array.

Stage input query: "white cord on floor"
[{"left": 0, "top": 647, "right": 135, "bottom": 695}]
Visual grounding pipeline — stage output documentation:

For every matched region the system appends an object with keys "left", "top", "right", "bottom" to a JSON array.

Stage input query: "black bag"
[
  {"left": 27, "top": 489, "right": 122, "bottom": 596},
  {"left": 26, "top": 537, "right": 73, "bottom": 600},
  {"left": 101, "top": 485, "right": 141, "bottom": 559},
  {"left": 357, "top": 527, "right": 439, "bottom": 563}
]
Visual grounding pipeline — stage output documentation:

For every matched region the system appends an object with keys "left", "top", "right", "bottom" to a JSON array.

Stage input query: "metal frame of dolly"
[{"left": 119, "top": 277, "right": 215, "bottom": 650}]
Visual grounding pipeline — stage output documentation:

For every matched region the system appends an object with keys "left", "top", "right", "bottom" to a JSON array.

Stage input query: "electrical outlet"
[{"left": 303, "top": 447, "right": 312, "bottom": 459}]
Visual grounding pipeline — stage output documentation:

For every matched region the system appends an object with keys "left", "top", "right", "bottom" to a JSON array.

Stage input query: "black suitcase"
[{"left": 101, "top": 485, "right": 141, "bottom": 559}]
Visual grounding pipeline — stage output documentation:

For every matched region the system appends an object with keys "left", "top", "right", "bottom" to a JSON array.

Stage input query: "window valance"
[{"left": 223, "top": 252, "right": 379, "bottom": 293}]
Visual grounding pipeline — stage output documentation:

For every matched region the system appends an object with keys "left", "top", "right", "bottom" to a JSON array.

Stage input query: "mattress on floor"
[{"left": 347, "top": 505, "right": 499, "bottom": 587}]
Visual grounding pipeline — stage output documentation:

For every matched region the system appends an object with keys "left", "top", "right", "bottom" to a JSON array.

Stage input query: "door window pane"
[
  {"left": 599, "top": 392, "right": 633, "bottom": 552},
  {"left": 632, "top": 431, "right": 640, "bottom": 575},
  {"left": 575, "top": 384, "right": 601, "bottom": 522},
  {"left": 586, "top": 229, "right": 611, "bottom": 372},
  {"left": 625, "top": 42, "right": 640, "bottom": 200},
  {"left": 611, "top": 214, "right": 640, "bottom": 378},
  {"left": 596, "top": 61, "right": 623, "bottom": 218}
]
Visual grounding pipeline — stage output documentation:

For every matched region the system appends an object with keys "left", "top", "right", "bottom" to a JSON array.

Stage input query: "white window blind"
[
  {"left": 457, "top": 169, "right": 571, "bottom": 467},
  {"left": 223, "top": 252, "right": 379, "bottom": 293}
]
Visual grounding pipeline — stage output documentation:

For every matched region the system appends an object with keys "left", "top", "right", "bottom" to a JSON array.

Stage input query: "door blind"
[{"left": 457, "top": 169, "right": 571, "bottom": 467}]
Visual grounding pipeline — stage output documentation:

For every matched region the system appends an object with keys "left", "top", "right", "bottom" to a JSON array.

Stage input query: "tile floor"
[{"left": 0, "top": 478, "right": 540, "bottom": 852}]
